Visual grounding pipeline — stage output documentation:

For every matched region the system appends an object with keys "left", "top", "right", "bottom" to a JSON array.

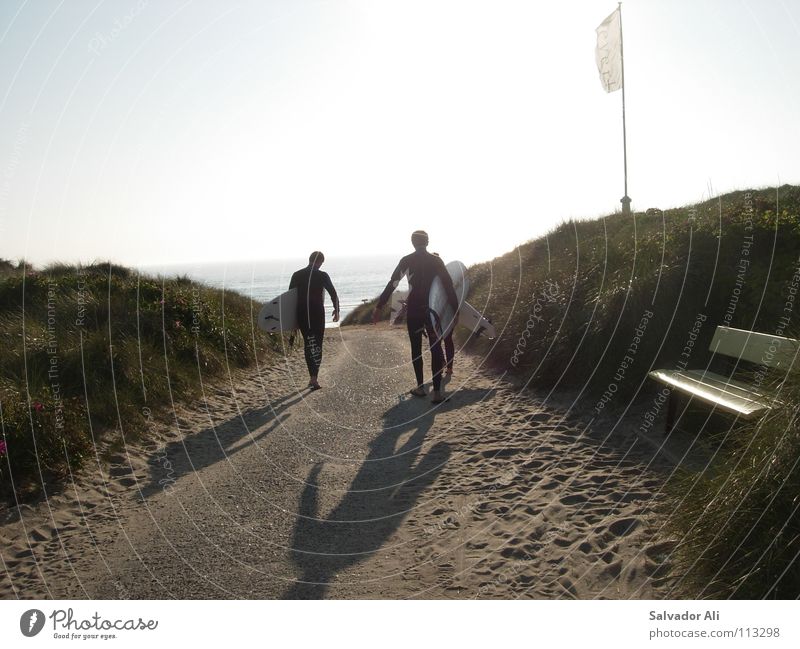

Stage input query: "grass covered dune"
[
  {"left": 463, "top": 185, "right": 800, "bottom": 397},
  {"left": 462, "top": 184, "right": 800, "bottom": 596},
  {"left": 344, "top": 184, "right": 800, "bottom": 598},
  {"left": 0, "top": 261, "right": 283, "bottom": 499}
]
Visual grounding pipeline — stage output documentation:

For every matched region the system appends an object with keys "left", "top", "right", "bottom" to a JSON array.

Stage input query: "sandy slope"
[{"left": 0, "top": 326, "right": 678, "bottom": 599}]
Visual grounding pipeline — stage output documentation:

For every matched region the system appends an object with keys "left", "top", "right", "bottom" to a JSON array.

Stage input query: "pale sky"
[{"left": 0, "top": 0, "right": 798, "bottom": 267}]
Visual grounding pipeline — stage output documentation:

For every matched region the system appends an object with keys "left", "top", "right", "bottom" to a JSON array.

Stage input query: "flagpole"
[{"left": 618, "top": 2, "right": 631, "bottom": 216}]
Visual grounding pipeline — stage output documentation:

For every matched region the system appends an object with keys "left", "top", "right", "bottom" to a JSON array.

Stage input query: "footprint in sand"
[
  {"left": 481, "top": 448, "right": 524, "bottom": 458},
  {"left": 644, "top": 559, "right": 671, "bottom": 579},
  {"left": 526, "top": 413, "right": 550, "bottom": 423},
  {"left": 559, "top": 493, "right": 588, "bottom": 506},
  {"left": 611, "top": 491, "right": 652, "bottom": 504},
  {"left": 108, "top": 463, "right": 133, "bottom": 477},
  {"left": 500, "top": 489, "right": 527, "bottom": 501},
  {"left": 644, "top": 540, "right": 677, "bottom": 562},
  {"left": 553, "top": 536, "right": 575, "bottom": 548},
  {"left": 522, "top": 459, "right": 544, "bottom": 470},
  {"left": 558, "top": 577, "right": 579, "bottom": 598},
  {"left": 500, "top": 546, "right": 532, "bottom": 560},
  {"left": 603, "top": 559, "right": 623, "bottom": 578},
  {"left": 598, "top": 550, "right": 616, "bottom": 564},
  {"left": 527, "top": 525, "right": 547, "bottom": 541},
  {"left": 608, "top": 517, "right": 641, "bottom": 537},
  {"left": 28, "top": 528, "right": 51, "bottom": 542},
  {"left": 516, "top": 574, "right": 535, "bottom": 586}
]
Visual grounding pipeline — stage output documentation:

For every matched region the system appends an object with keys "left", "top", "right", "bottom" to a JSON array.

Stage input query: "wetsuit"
[
  {"left": 444, "top": 332, "right": 454, "bottom": 372},
  {"left": 289, "top": 266, "right": 339, "bottom": 378},
  {"left": 376, "top": 250, "right": 458, "bottom": 391}
]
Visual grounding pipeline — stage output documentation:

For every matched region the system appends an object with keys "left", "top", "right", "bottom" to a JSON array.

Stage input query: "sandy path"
[{"left": 0, "top": 326, "right": 676, "bottom": 599}]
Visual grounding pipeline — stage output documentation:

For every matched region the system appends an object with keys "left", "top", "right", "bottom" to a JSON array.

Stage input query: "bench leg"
[{"left": 665, "top": 394, "right": 677, "bottom": 435}]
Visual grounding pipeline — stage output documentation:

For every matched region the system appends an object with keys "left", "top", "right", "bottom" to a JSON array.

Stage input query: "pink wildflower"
[
  {"left": 33, "top": 401, "right": 44, "bottom": 412},
  {"left": 0, "top": 440, "right": 7, "bottom": 456}
]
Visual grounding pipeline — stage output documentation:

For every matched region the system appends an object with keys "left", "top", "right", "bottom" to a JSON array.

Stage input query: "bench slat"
[
  {"left": 680, "top": 369, "right": 771, "bottom": 400},
  {"left": 711, "top": 326, "right": 798, "bottom": 369},
  {"left": 648, "top": 369, "right": 770, "bottom": 418}
]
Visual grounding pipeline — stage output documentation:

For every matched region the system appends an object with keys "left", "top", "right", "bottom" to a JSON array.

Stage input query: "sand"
[{"left": 0, "top": 325, "right": 679, "bottom": 599}]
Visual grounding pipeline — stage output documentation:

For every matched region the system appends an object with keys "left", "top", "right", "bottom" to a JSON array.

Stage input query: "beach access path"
[{"left": 1, "top": 326, "right": 677, "bottom": 599}]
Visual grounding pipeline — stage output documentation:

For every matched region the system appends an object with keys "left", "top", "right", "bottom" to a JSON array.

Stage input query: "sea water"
[{"left": 142, "top": 255, "right": 407, "bottom": 326}]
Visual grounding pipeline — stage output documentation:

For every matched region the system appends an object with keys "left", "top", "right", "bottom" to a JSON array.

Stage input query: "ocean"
[{"left": 142, "top": 255, "right": 408, "bottom": 326}]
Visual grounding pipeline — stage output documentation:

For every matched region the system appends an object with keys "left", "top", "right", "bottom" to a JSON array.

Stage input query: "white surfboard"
[
  {"left": 458, "top": 301, "right": 496, "bottom": 339},
  {"left": 428, "top": 260, "right": 469, "bottom": 337},
  {"left": 257, "top": 288, "right": 298, "bottom": 332}
]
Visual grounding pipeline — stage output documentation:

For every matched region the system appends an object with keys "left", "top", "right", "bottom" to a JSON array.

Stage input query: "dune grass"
[
  {"left": 662, "top": 370, "right": 800, "bottom": 599},
  {"left": 0, "top": 260, "right": 283, "bottom": 500},
  {"left": 341, "top": 299, "right": 390, "bottom": 326}
]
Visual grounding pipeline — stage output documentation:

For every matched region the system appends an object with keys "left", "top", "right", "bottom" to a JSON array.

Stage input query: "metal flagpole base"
[{"left": 621, "top": 195, "right": 632, "bottom": 216}]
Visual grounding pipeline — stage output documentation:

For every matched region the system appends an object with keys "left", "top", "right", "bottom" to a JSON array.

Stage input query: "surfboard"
[
  {"left": 428, "top": 260, "right": 469, "bottom": 337},
  {"left": 257, "top": 288, "right": 298, "bottom": 332},
  {"left": 459, "top": 301, "right": 496, "bottom": 339}
]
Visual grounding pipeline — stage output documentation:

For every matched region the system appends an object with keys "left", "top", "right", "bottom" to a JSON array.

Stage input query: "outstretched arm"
[
  {"left": 373, "top": 259, "right": 407, "bottom": 324},
  {"left": 376, "top": 260, "right": 407, "bottom": 309}
]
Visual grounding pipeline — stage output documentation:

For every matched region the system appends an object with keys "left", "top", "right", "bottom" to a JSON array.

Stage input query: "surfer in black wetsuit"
[
  {"left": 289, "top": 252, "right": 340, "bottom": 390},
  {"left": 373, "top": 231, "right": 459, "bottom": 404}
]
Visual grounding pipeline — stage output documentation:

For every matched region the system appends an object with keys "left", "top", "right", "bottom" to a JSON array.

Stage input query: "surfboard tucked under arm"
[
  {"left": 257, "top": 288, "right": 298, "bottom": 332},
  {"left": 427, "top": 260, "right": 496, "bottom": 339},
  {"left": 428, "top": 260, "right": 469, "bottom": 337}
]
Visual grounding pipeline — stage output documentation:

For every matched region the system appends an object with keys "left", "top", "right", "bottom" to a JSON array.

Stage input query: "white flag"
[{"left": 595, "top": 8, "right": 622, "bottom": 93}]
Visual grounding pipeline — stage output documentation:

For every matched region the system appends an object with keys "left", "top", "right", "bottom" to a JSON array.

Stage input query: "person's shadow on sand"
[
  {"left": 284, "top": 388, "right": 494, "bottom": 599},
  {"left": 139, "top": 390, "right": 305, "bottom": 500}
]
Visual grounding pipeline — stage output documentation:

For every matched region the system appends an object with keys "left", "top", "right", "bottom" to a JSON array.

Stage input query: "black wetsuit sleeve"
[
  {"left": 323, "top": 272, "right": 339, "bottom": 311},
  {"left": 437, "top": 261, "right": 460, "bottom": 312},
  {"left": 376, "top": 258, "right": 407, "bottom": 308},
  {"left": 289, "top": 271, "right": 299, "bottom": 291}
]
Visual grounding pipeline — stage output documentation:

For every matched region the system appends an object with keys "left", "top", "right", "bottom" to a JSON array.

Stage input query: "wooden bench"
[{"left": 648, "top": 326, "right": 798, "bottom": 433}]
